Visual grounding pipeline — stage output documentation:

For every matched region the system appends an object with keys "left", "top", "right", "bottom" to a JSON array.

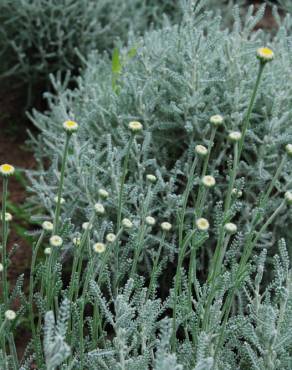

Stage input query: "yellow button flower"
[
  {"left": 0, "top": 164, "right": 15, "bottom": 176},
  {"left": 63, "top": 120, "right": 79, "bottom": 133},
  {"left": 256, "top": 47, "right": 274, "bottom": 63}
]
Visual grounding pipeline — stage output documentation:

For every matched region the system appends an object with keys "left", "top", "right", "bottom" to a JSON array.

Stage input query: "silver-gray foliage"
[{"left": 28, "top": 4, "right": 292, "bottom": 243}]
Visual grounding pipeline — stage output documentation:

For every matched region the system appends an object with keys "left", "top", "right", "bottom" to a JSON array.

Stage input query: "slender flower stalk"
[
  {"left": 115, "top": 127, "right": 138, "bottom": 293},
  {"left": 224, "top": 141, "right": 239, "bottom": 212},
  {"left": 0, "top": 164, "right": 15, "bottom": 309},
  {"left": 117, "top": 134, "right": 134, "bottom": 230},
  {"left": 195, "top": 126, "right": 217, "bottom": 211},
  {"left": 203, "top": 53, "right": 271, "bottom": 333},
  {"left": 1, "top": 176, "right": 9, "bottom": 308},
  {"left": 130, "top": 184, "right": 153, "bottom": 278},
  {"left": 178, "top": 155, "right": 198, "bottom": 246},
  {"left": 53, "top": 133, "right": 70, "bottom": 234},
  {"left": 238, "top": 62, "right": 265, "bottom": 158},
  {"left": 29, "top": 230, "right": 45, "bottom": 367}
]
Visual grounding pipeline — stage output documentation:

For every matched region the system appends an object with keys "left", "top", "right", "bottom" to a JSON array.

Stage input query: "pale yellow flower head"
[
  {"left": 285, "top": 191, "right": 292, "bottom": 205},
  {"left": 44, "top": 247, "right": 52, "bottom": 255},
  {"left": 146, "top": 174, "right": 157, "bottom": 183},
  {"left": 0, "top": 263, "right": 3, "bottom": 272},
  {"left": 232, "top": 188, "right": 243, "bottom": 198},
  {"left": 285, "top": 144, "right": 292, "bottom": 157},
  {"left": 129, "top": 121, "right": 143, "bottom": 133},
  {"left": 145, "top": 216, "right": 156, "bottom": 226},
  {"left": 54, "top": 196, "right": 65, "bottom": 205},
  {"left": 73, "top": 237, "right": 81, "bottom": 246},
  {"left": 195, "top": 145, "right": 208, "bottom": 157},
  {"left": 42, "top": 221, "right": 53, "bottom": 231},
  {"left": 0, "top": 212, "right": 12, "bottom": 222},
  {"left": 202, "top": 175, "right": 216, "bottom": 188},
  {"left": 82, "top": 222, "right": 92, "bottom": 231},
  {"left": 93, "top": 242, "right": 106, "bottom": 254},
  {"left": 122, "top": 218, "right": 133, "bottom": 229},
  {"left": 98, "top": 189, "right": 109, "bottom": 199},
  {"left": 63, "top": 120, "right": 79, "bottom": 133},
  {"left": 224, "top": 222, "right": 237, "bottom": 234},
  {"left": 161, "top": 222, "right": 172, "bottom": 232},
  {"left": 50, "top": 235, "right": 63, "bottom": 247},
  {"left": 196, "top": 218, "right": 210, "bottom": 231},
  {"left": 5, "top": 310, "right": 16, "bottom": 321},
  {"left": 0, "top": 164, "right": 15, "bottom": 177},
  {"left": 210, "top": 115, "right": 224, "bottom": 126},
  {"left": 257, "top": 47, "right": 274, "bottom": 63},
  {"left": 228, "top": 131, "right": 242, "bottom": 142},
  {"left": 94, "top": 203, "right": 105, "bottom": 215},
  {"left": 106, "top": 233, "right": 116, "bottom": 243}
]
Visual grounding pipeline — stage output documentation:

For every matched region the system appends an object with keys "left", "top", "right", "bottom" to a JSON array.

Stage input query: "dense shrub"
[
  {"left": 29, "top": 4, "right": 292, "bottom": 245},
  {"left": 0, "top": 0, "right": 245, "bottom": 105},
  {"left": 0, "top": 0, "right": 183, "bottom": 105}
]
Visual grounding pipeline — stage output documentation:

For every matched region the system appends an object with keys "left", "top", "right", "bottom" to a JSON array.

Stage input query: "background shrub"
[{"left": 0, "top": 0, "right": 244, "bottom": 107}]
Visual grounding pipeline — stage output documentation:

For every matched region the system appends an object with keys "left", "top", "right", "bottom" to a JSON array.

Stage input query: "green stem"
[
  {"left": 53, "top": 133, "right": 71, "bottom": 234},
  {"left": 130, "top": 185, "right": 152, "bottom": 278},
  {"left": 115, "top": 135, "right": 134, "bottom": 294},
  {"left": 1, "top": 177, "right": 9, "bottom": 308},
  {"left": 117, "top": 135, "right": 134, "bottom": 231},
  {"left": 179, "top": 156, "right": 198, "bottom": 246},
  {"left": 28, "top": 231, "right": 44, "bottom": 367},
  {"left": 238, "top": 63, "right": 265, "bottom": 158},
  {"left": 224, "top": 142, "right": 239, "bottom": 212},
  {"left": 203, "top": 143, "right": 238, "bottom": 330}
]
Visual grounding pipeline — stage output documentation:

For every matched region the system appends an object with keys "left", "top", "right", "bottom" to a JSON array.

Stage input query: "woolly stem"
[
  {"left": 238, "top": 62, "right": 265, "bottom": 158},
  {"left": 1, "top": 177, "right": 9, "bottom": 308},
  {"left": 53, "top": 133, "right": 71, "bottom": 234},
  {"left": 29, "top": 231, "right": 45, "bottom": 367}
]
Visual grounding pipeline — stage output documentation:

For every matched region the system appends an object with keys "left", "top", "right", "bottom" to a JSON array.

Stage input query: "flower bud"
[
  {"left": 195, "top": 145, "right": 208, "bottom": 157},
  {"left": 128, "top": 121, "right": 143, "bottom": 133},
  {"left": 161, "top": 222, "right": 172, "bottom": 231},
  {"left": 285, "top": 191, "right": 292, "bottom": 205},
  {"left": 224, "top": 222, "right": 237, "bottom": 234},
  {"left": 145, "top": 216, "right": 156, "bottom": 226},
  {"left": 210, "top": 115, "right": 223, "bottom": 126},
  {"left": 49, "top": 235, "right": 63, "bottom": 247},
  {"left": 196, "top": 218, "right": 209, "bottom": 231},
  {"left": 122, "top": 218, "right": 133, "bottom": 229},
  {"left": 42, "top": 221, "right": 53, "bottom": 231},
  {"left": 5, "top": 310, "right": 16, "bottom": 321},
  {"left": 93, "top": 242, "right": 106, "bottom": 253},
  {"left": 202, "top": 175, "right": 216, "bottom": 188},
  {"left": 94, "top": 203, "right": 105, "bottom": 215},
  {"left": 228, "top": 131, "right": 242, "bottom": 142}
]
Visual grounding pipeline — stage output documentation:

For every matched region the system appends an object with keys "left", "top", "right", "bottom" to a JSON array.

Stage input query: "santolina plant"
[
  {"left": 1, "top": 42, "right": 292, "bottom": 369},
  {"left": 28, "top": 3, "right": 292, "bottom": 249}
]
